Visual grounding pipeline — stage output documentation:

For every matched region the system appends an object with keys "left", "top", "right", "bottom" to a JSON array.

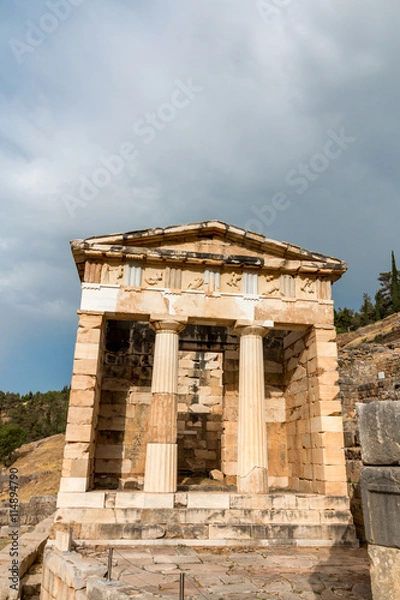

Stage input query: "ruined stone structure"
[
  {"left": 357, "top": 401, "right": 400, "bottom": 599},
  {"left": 54, "top": 221, "right": 357, "bottom": 545},
  {"left": 337, "top": 316, "right": 400, "bottom": 539}
]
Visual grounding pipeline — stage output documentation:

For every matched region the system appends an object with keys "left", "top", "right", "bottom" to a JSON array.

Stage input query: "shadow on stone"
[{"left": 306, "top": 536, "right": 372, "bottom": 600}]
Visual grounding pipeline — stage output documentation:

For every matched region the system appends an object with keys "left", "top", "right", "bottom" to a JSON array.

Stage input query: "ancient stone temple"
[{"left": 55, "top": 221, "right": 357, "bottom": 545}]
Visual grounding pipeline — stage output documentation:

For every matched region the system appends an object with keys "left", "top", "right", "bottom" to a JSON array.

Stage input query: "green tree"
[
  {"left": 0, "top": 424, "right": 26, "bottom": 462},
  {"left": 359, "top": 293, "right": 376, "bottom": 326},
  {"left": 391, "top": 251, "right": 400, "bottom": 312},
  {"left": 334, "top": 307, "right": 357, "bottom": 333},
  {"left": 1, "top": 387, "right": 70, "bottom": 445},
  {"left": 376, "top": 251, "right": 400, "bottom": 318},
  {"left": 375, "top": 290, "right": 384, "bottom": 321}
]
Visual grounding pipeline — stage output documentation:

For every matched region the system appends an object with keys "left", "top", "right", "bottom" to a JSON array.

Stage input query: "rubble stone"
[{"left": 356, "top": 400, "right": 400, "bottom": 465}]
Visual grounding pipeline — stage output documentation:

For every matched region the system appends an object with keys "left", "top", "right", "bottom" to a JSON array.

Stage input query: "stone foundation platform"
[{"left": 54, "top": 491, "right": 358, "bottom": 547}]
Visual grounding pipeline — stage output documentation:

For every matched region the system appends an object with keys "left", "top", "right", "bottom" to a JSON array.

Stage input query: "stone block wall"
[
  {"left": 338, "top": 340, "right": 400, "bottom": 539},
  {"left": 94, "top": 320, "right": 154, "bottom": 489},
  {"left": 306, "top": 327, "right": 347, "bottom": 496},
  {"left": 177, "top": 351, "right": 223, "bottom": 477},
  {"left": 40, "top": 545, "right": 106, "bottom": 600},
  {"left": 285, "top": 329, "right": 311, "bottom": 492},
  {"left": 357, "top": 401, "right": 400, "bottom": 599},
  {"left": 221, "top": 346, "right": 239, "bottom": 484},
  {"left": 61, "top": 313, "right": 106, "bottom": 494},
  {"left": 263, "top": 333, "right": 287, "bottom": 488},
  {"left": 0, "top": 496, "right": 56, "bottom": 526},
  {"left": 285, "top": 327, "right": 347, "bottom": 496}
]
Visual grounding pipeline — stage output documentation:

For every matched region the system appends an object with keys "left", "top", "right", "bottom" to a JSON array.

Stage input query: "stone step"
[
  {"left": 56, "top": 493, "right": 358, "bottom": 546},
  {"left": 76, "top": 522, "right": 359, "bottom": 548},
  {"left": 69, "top": 508, "right": 358, "bottom": 546},
  {"left": 57, "top": 490, "right": 352, "bottom": 512},
  {"left": 179, "top": 508, "right": 354, "bottom": 525},
  {"left": 59, "top": 507, "right": 354, "bottom": 528},
  {"left": 208, "top": 523, "right": 358, "bottom": 543}
]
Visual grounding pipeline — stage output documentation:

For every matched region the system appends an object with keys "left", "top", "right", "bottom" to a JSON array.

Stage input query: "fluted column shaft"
[
  {"left": 144, "top": 319, "right": 185, "bottom": 492},
  {"left": 236, "top": 325, "right": 269, "bottom": 493}
]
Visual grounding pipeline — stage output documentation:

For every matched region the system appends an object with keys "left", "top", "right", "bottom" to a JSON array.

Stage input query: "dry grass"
[
  {"left": 0, "top": 434, "right": 65, "bottom": 503},
  {"left": 337, "top": 312, "right": 400, "bottom": 348}
]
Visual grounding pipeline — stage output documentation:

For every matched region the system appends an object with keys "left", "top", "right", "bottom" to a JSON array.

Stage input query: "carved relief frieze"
[
  {"left": 260, "top": 273, "right": 281, "bottom": 297},
  {"left": 181, "top": 267, "right": 204, "bottom": 292},
  {"left": 144, "top": 270, "right": 164, "bottom": 287},
  {"left": 226, "top": 272, "right": 242, "bottom": 289},
  {"left": 299, "top": 276, "right": 317, "bottom": 299},
  {"left": 220, "top": 270, "right": 244, "bottom": 293},
  {"left": 187, "top": 276, "right": 204, "bottom": 290},
  {"left": 101, "top": 263, "right": 124, "bottom": 285}
]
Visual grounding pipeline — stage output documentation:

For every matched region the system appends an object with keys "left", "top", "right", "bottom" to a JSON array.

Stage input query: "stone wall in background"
[
  {"left": 0, "top": 496, "right": 56, "bottom": 527},
  {"left": 338, "top": 338, "right": 400, "bottom": 539}
]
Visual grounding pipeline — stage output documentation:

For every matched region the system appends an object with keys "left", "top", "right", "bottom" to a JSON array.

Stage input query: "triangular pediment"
[{"left": 71, "top": 220, "right": 347, "bottom": 281}]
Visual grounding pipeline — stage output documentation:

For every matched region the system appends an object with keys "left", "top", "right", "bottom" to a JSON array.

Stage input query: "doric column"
[
  {"left": 234, "top": 322, "right": 271, "bottom": 494},
  {"left": 143, "top": 318, "right": 186, "bottom": 492}
]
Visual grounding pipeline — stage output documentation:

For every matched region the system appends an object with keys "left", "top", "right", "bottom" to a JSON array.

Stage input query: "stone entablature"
[
  {"left": 85, "top": 261, "right": 331, "bottom": 301},
  {"left": 75, "top": 222, "right": 341, "bottom": 306},
  {"left": 75, "top": 224, "right": 341, "bottom": 330},
  {"left": 83, "top": 262, "right": 332, "bottom": 301}
]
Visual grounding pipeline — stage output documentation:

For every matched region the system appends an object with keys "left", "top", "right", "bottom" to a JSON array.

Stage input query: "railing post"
[
  {"left": 68, "top": 527, "right": 73, "bottom": 552},
  {"left": 179, "top": 572, "right": 185, "bottom": 599},
  {"left": 107, "top": 547, "right": 113, "bottom": 581}
]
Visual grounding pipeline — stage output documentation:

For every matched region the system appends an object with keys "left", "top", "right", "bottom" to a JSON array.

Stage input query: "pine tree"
[
  {"left": 376, "top": 270, "right": 391, "bottom": 317},
  {"left": 359, "top": 293, "right": 375, "bottom": 326},
  {"left": 376, "top": 251, "right": 400, "bottom": 318},
  {"left": 375, "top": 290, "right": 383, "bottom": 321},
  {"left": 334, "top": 307, "right": 357, "bottom": 333},
  {"left": 391, "top": 251, "right": 400, "bottom": 312}
]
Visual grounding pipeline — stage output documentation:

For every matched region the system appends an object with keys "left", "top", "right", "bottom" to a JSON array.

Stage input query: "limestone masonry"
[
  {"left": 358, "top": 400, "right": 400, "bottom": 600},
  {"left": 51, "top": 221, "right": 357, "bottom": 547}
]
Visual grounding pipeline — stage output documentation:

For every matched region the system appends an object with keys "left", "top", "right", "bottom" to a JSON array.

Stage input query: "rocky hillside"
[
  {"left": 338, "top": 311, "right": 400, "bottom": 348},
  {"left": 0, "top": 434, "right": 64, "bottom": 507}
]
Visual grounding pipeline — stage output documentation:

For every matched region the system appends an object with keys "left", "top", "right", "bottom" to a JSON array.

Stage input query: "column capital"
[
  {"left": 149, "top": 315, "right": 187, "bottom": 333},
  {"left": 233, "top": 319, "right": 274, "bottom": 337}
]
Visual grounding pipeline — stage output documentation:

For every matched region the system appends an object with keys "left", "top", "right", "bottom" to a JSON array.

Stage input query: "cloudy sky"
[{"left": 1, "top": 0, "right": 399, "bottom": 394}]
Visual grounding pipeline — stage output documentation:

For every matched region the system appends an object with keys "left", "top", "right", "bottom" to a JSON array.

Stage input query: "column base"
[
  {"left": 143, "top": 443, "right": 177, "bottom": 493},
  {"left": 237, "top": 467, "right": 269, "bottom": 494}
]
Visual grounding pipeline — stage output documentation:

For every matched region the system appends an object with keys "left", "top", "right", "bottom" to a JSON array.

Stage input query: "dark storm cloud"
[{"left": 0, "top": 0, "right": 399, "bottom": 391}]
